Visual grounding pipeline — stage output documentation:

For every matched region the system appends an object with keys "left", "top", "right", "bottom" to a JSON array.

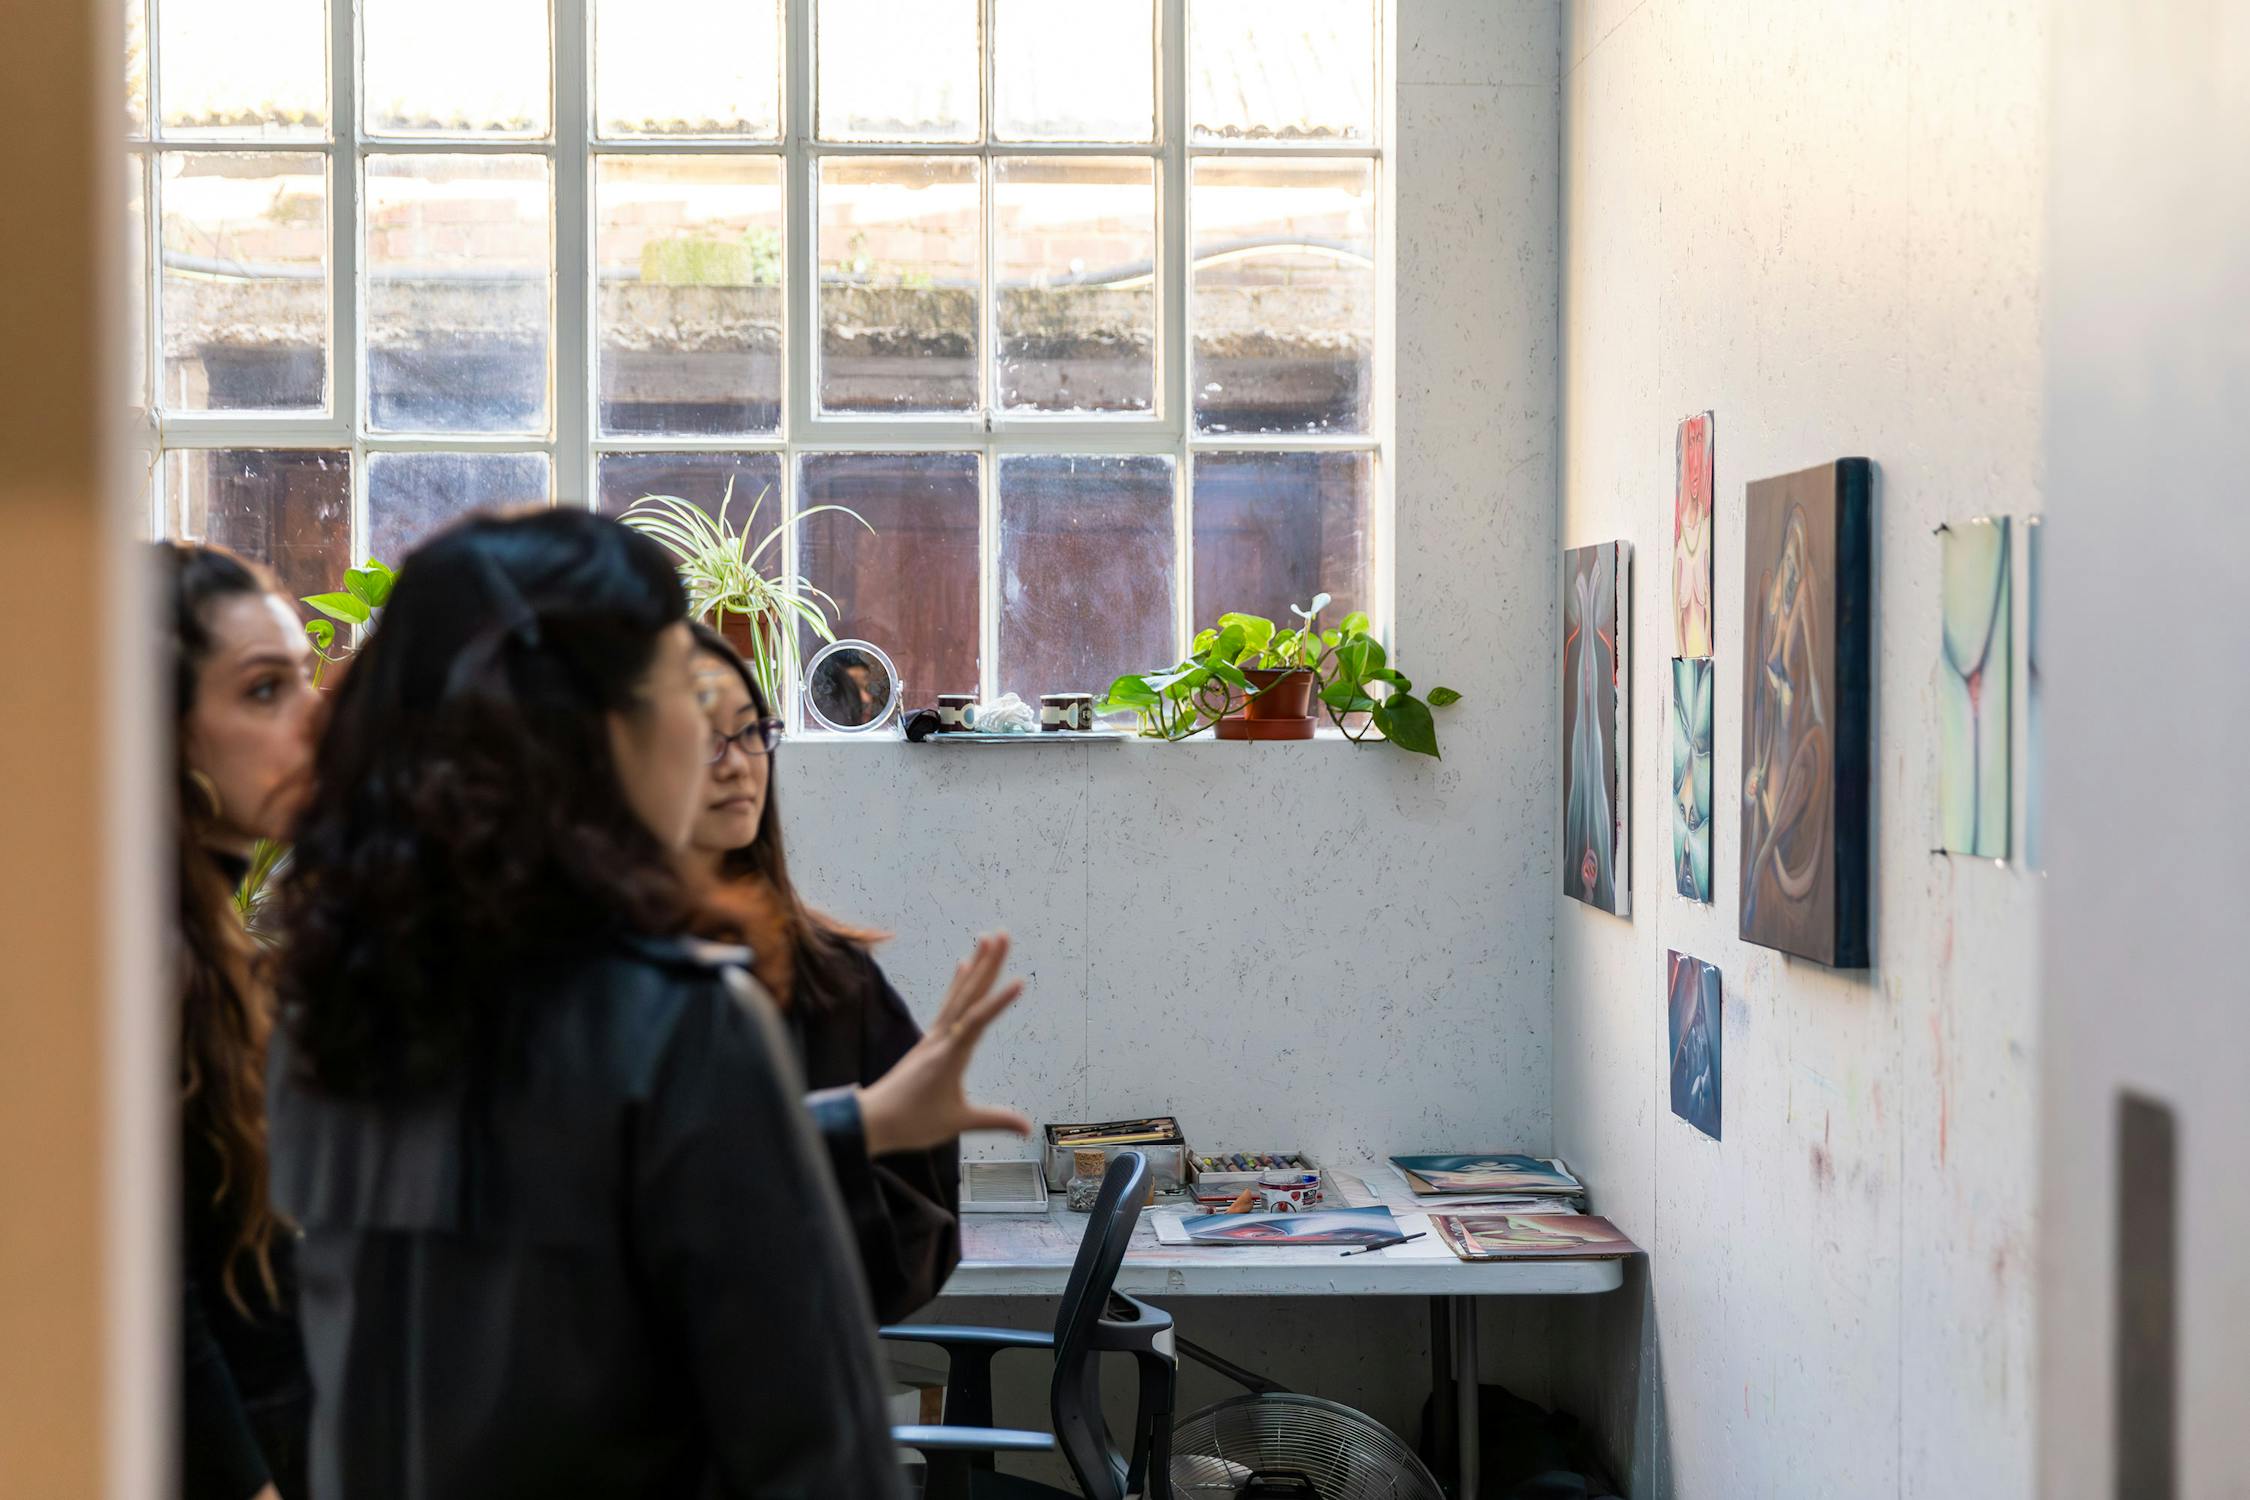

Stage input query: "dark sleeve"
[
  {"left": 182, "top": 1272, "right": 272, "bottom": 1500},
  {"left": 633, "top": 976, "right": 905, "bottom": 1500},
  {"left": 845, "top": 953, "right": 963, "bottom": 1323}
]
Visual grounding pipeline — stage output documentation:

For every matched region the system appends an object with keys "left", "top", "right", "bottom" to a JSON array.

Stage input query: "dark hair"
[
  {"left": 688, "top": 622, "right": 886, "bottom": 988},
  {"left": 159, "top": 540, "right": 284, "bottom": 1313},
  {"left": 278, "top": 509, "right": 695, "bottom": 1096}
]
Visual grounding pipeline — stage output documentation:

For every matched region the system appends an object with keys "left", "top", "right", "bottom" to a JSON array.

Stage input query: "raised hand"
[{"left": 856, "top": 932, "right": 1034, "bottom": 1157}]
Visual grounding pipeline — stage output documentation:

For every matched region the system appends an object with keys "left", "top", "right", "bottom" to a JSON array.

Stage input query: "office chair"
[{"left": 888, "top": 1150, "right": 1176, "bottom": 1500}]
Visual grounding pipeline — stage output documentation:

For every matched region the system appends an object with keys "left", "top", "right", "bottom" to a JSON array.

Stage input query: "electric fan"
[{"left": 1168, "top": 1391, "right": 1446, "bottom": 1500}]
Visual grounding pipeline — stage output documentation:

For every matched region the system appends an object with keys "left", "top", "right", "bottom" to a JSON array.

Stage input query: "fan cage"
[{"left": 1168, "top": 1392, "right": 1445, "bottom": 1500}]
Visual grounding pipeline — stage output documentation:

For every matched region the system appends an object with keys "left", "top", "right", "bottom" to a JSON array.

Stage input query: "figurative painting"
[
  {"left": 1429, "top": 1213, "right": 1638, "bottom": 1262},
  {"left": 1389, "top": 1154, "right": 1584, "bottom": 1196},
  {"left": 1672, "top": 658, "right": 1714, "bottom": 902},
  {"left": 2025, "top": 516, "right": 2044, "bottom": 870},
  {"left": 1666, "top": 950, "right": 1723, "bottom": 1140},
  {"left": 1739, "top": 459, "right": 1872, "bottom": 967},
  {"left": 1674, "top": 411, "right": 1715, "bottom": 657},
  {"left": 1938, "top": 517, "right": 2012, "bottom": 858},
  {"left": 1180, "top": 1206, "right": 1403, "bottom": 1246},
  {"left": 1562, "top": 541, "right": 1631, "bottom": 915}
]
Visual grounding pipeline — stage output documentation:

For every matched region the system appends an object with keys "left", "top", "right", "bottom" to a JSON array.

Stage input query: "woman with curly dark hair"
[
  {"left": 161, "top": 540, "right": 319, "bottom": 1500},
  {"left": 266, "top": 508, "right": 1017, "bottom": 1499}
]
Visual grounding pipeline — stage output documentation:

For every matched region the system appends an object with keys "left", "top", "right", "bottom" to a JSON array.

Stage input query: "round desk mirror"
[{"left": 802, "top": 639, "right": 900, "bottom": 733}]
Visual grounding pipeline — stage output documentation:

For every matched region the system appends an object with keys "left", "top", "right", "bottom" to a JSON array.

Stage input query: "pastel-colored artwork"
[
  {"left": 1671, "top": 657, "right": 1713, "bottom": 902},
  {"left": 1938, "top": 517, "right": 2012, "bottom": 858},
  {"left": 1429, "top": 1212, "right": 1638, "bottom": 1261},
  {"left": 1673, "top": 411, "right": 1714, "bottom": 657},
  {"left": 1666, "top": 950, "right": 1722, "bottom": 1140},
  {"left": 1562, "top": 541, "right": 1631, "bottom": 915},
  {"left": 2025, "top": 516, "right": 2044, "bottom": 870},
  {"left": 1739, "top": 460, "right": 1872, "bottom": 968}
]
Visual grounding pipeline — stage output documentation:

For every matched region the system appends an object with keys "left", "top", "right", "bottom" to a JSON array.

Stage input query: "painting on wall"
[
  {"left": 1671, "top": 657, "right": 1714, "bottom": 902},
  {"left": 1938, "top": 516, "right": 2012, "bottom": 858},
  {"left": 1739, "top": 459, "right": 1872, "bottom": 967},
  {"left": 2025, "top": 516, "right": 2044, "bottom": 870},
  {"left": 1562, "top": 541, "right": 1631, "bottom": 915},
  {"left": 1674, "top": 411, "right": 1715, "bottom": 657},
  {"left": 1666, "top": 950, "right": 1722, "bottom": 1140}
]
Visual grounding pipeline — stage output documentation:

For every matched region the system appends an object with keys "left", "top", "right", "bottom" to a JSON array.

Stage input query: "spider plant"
[{"left": 620, "top": 479, "right": 871, "bottom": 707}]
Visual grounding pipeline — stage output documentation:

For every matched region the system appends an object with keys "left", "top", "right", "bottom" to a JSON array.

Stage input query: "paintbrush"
[{"left": 1338, "top": 1231, "right": 1427, "bottom": 1257}]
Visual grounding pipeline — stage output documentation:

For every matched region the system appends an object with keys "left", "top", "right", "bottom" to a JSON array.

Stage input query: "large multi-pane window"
[{"left": 126, "top": 0, "right": 1386, "bottom": 718}]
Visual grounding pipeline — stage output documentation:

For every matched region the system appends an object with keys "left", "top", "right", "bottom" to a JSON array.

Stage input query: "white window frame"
[{"left": 134, "top": 0, "right": 1393, "bottom": 723}]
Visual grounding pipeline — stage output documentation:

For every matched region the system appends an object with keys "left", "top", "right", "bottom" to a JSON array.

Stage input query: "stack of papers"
[
  {"left": 1428, "top": 1211, "right": 1638, "bottom": 1262},
  {"left": 1388, "top": 1153, "right": 1586, "bottom": 1202}
]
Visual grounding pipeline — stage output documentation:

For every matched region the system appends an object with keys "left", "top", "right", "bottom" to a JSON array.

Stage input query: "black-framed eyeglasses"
[{"left": 709, "top": 717, "right": 785, "bottom": 765}]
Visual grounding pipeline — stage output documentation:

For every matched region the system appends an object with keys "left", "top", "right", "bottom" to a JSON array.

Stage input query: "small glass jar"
[{"left": 1065, "top": 1148, "right": 1108, "bottom": 1212}]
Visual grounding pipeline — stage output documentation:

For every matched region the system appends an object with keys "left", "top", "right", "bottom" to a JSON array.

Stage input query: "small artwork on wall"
[
  {"left": 1938, "top": 517, "right": 2012, "bottom": 859},
  {"left": 2025, "top": 516, "right": 2045, "bottom": 870},
  {"left": 1562, "top": 541, "right": 1631, "bottom": 915},
  {"left": 1739, "top": 459, "right": 1872, "bottom": 968},
  {"left": 1674, "top": 411, "right": 1715, "bottom": 657},
  {"left": 1666, "top": 950, "right": 1722, "bottom": 1141},
  {"left": 1671, "top": 657, "right": 1713, "bottom": 902}
]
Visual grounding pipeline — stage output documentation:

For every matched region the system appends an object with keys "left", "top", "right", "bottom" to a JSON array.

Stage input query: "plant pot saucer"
[{"left": 1215, "top": 715, "right": 1315, "bottom": 741}]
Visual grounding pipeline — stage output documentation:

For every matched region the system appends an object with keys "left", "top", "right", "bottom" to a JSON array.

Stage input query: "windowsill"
[{"left": 787, "top": 725, "right": 1376, "bottom": 749}]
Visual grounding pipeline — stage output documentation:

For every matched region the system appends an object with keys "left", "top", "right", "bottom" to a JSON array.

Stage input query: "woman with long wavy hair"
[
  {"left": 266, "top": 508, "right": 1019, "bottom": 1498},
  {"left": 162, "top": 541, "right": 320, "bottom": 1500}
]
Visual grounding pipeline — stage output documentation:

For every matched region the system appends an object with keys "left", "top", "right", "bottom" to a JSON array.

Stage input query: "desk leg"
[
  {"left": 1451, "top": 1296, "right": 1480, "bottom": 1500},
  {"left": 1428, "top": 1297, "right": 1456, "bottom": 1482}
]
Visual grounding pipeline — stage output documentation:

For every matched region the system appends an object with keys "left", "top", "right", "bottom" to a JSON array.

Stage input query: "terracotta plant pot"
[{"left": 1241, "top": 666, "right": 1315, "bottom": 721}]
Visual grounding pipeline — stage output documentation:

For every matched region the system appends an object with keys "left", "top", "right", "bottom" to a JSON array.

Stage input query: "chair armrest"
[
  {"left": 894, "top": 1424, "right": 1057, "bottom": 1455},
  {"left": 879, "top": 1324, "right": 1056, "bottom": 1353}
]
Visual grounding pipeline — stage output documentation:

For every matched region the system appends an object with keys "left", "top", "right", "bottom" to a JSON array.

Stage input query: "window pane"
[
  {"left": 165, "top": 448, "right": 350, "bottom": 608},
  {"left": 157, "top": 0, "right": 326, "bottom": 141},
  {"left": 160, "top": 152, "right": 328, "bottom": 412},
  {"left": 994, "top": 158, "right": 1155, "bottom": 415},
  {"left": 366, "top": 154, "right": 551, "bottom": 434},
  {"left": 1192, "top": 451, "right": 1372, "bottom": 627},
  {"left": 595, "top": 451, "right": 785, "bottom": 529},
  {"left": 798, "top": 453, "right": 980, "bottom": 706},
  {"left": 992, "top": 0, "right": 1153, "bottom": 143},
  {"left": 126, "top": 158, "right": 148, "bottom": 410},
  {"left": 597, "top": 156, "right": 783, "bottom": 438},
  {"left": 1190, "top": 0, "right": 1375, "bottom": 143},
  {"left": 366, "top": 451, "right": 550, "bottom": 564},
  {"left": 818, "top": 157, "right": 979, "bottom": 414},
  {"left": 364, "top": 0, "right": 549, "bottom": 136},
  {"left": 998, "top": 455, "right": 1176, "bottom": 703},
  {"left": 1192, "top": 158, "right": 1374, "bottom": 436},
  {"left": 125, "top": 0, "right": 149, "bottom": 137},
  {"left": 816, "top": 0, "right": 978, "bottom": 142},
  {"left": 596, "top": 0, "right": 779, "bottom": 138}
]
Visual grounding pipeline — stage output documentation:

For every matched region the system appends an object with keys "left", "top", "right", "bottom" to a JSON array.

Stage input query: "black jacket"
[
  {"left": 267, "top": 936, "right": 905, "bottom": 1500},
  {"left": 789, "top": 942, "right": 962, "bottom": 1324}
]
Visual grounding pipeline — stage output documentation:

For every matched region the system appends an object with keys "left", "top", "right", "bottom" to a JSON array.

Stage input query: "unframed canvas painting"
[
  {"left": 1739, "top": 459, "right": 1872, "bottom": 967},
  {"left": 1671, "top": 657, "right": 1713, "bottom": 902},
  {"left": 1674, "top": 412, "right": 1715, "bottom": 657},
  {"left": 1938, "top": 517, "right": 2012, "bottom": 858},
  {"left": 1666, "top": 950, "right": 1722, "bottom": 1140},
  {"left": 1563, "top": 541, "right": 1631, "bottom": 915}
]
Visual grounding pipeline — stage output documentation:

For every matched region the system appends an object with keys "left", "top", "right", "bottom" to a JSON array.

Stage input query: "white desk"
[{"left": 941, "top": 1159, "right": 1629, "bottom": 1497}]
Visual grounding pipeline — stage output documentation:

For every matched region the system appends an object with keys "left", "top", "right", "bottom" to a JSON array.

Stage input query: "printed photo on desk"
[
  {"left": 1180, "top": 1207, "right": 1402, "bottom": 1245},
  {"left": 1390, "top": 1154, "right": 1584, "bottom": 1196},
  {"left": 1430, "top": 1213, "right": 1638, "bottom": 1261}
]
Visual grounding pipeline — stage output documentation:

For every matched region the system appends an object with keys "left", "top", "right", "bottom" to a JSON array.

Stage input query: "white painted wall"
[
  {"left": 1549, "top": 2, "right": 2047, "bottom": 1495},
  {"left": 2038, "top": 2, "right": 2250, "bottom": 1493},
  {"left": 778, "top": 0, "right": 1566, "bottom": 1449}
]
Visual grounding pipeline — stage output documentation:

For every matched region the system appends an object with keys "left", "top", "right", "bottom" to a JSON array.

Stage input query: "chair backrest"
[{"left": 1047, "top": 1151, "right": 1151, "bottom": 1500}]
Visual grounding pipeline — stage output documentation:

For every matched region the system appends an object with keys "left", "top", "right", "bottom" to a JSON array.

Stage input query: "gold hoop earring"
[{"left": 187, "top": 769, "right": 224, "bottom": 822}]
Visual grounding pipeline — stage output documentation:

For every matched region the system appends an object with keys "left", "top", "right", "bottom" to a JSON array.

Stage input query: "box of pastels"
[{"left": 1188, "top": 1150, "right": 1325, "bottom": 1208}]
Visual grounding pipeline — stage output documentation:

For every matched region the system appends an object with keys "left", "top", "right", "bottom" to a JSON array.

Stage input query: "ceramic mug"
[
  {"left": 1252, "top": 1172, "right": 1321, "bottom": 1213},
  {"left": 935, "top": 694, "right": 977, "bottom": 733},
  {"left": 1040, "top": 692, "right": 1093, "bottom": 732}
]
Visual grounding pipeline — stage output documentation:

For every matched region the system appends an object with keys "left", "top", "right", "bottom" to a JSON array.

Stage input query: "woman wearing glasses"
[{"left": 683, "top": 623, "right": 1013, "bottom": 1322}]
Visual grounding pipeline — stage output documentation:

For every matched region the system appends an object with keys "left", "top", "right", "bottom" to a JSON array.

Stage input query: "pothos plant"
[
  {"left": 1097, "top": 594, "right": 1462, "bottom": 757},
  {"left": 234, "top": 556, "right": 399, "bottom": 936},
  {"left": 620, "top": 479, "right": 870, "bottom": 708}
]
